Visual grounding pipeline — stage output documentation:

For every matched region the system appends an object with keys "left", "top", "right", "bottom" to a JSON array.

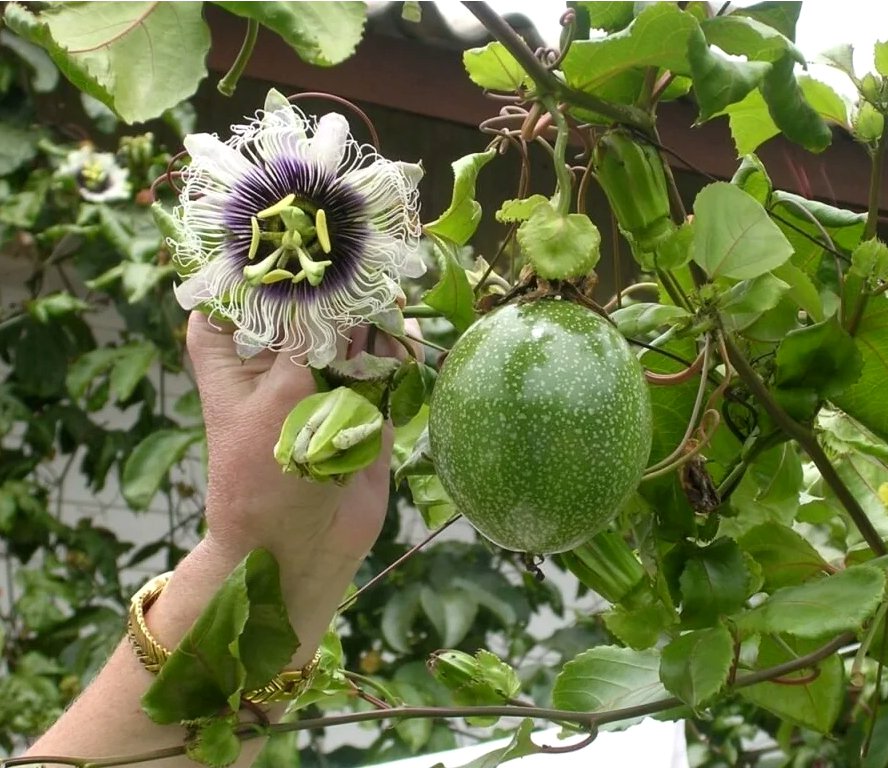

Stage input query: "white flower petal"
[
  {"left": 396, "top": 161, "right": 424, "bottom": 189},
  {"left": 308, "top": 113, "right": 349, "bottom": 174},
  {"left": 184, "top": 133, "right": 254, "bottom": 188},
  {"left": 173, "top": 272, "right": 213, "bottom": 309}
]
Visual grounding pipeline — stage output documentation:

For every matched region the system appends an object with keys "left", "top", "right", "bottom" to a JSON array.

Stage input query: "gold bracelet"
[{"left": 127, "top": 571, "right": 320, "bottom": 705}]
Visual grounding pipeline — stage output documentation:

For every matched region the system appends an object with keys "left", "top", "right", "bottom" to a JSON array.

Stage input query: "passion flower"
[
  {"left": 172, "top": 90, "right": 424, "bottom": 367},
  {"left": 429, "top": 299, "right": 652, "bottom": 554},
  {"left": 58, "top": 146, "right": 131, "bottom": 203}
]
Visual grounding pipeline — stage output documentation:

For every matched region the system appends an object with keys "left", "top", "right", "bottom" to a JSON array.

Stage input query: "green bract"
[{"left": 429, "top": 299, "right": 653, "bottom": 554}]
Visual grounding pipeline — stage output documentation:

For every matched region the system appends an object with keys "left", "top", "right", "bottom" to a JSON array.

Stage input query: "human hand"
[{"left": 186, "top": 312, "right": 397, "bottom": 565}]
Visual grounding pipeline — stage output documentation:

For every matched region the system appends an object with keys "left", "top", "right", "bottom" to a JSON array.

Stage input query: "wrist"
[{"left": 145, "top": 533, "right": 358, "bottom": 671}]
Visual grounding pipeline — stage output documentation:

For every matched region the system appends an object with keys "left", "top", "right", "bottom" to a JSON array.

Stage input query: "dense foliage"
[{"left": 2, "top": 2, "right": 888, "bottom": 767}]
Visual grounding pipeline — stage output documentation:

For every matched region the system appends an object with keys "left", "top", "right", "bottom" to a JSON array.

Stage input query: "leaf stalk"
[{"left": 217, "top": 18, "right": 259, "bottom": 97}]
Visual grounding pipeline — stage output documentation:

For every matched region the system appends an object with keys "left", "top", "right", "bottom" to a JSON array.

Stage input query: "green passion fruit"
[{"left": 429, "top": 298, "right": 652, "bottom": 554}]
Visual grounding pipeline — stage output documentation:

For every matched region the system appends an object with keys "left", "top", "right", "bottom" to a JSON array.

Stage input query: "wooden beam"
[{"left": 206, "top": 6, "right": 887, "bottom": 219}]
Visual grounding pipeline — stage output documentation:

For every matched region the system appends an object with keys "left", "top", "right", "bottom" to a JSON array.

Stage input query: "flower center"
[
  {"left": 77, "top": 161, "right": 110, "bottom": 193},
  {"left": 242, "top": 194, "right": 335, "bottom": 287}
]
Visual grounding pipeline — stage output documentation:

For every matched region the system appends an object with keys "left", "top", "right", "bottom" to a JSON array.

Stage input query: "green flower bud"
[
  {"left": 559, "top": 530, "right": 647, "bottom": 605},
  {"left": 274, "top": 387, "right": 384, "bottom": 483},
  {"left": 594, "top": 129, "right": 675, "bottom": 255}
]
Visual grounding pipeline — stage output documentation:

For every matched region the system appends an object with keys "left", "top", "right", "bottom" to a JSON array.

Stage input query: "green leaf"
[
  {"left": 773, "top": 261, "right": 824, "bottom": 322},
  {"left": 738, "top": 635, "right": 843, "bottom": 732},
  {"left": 693, "top": 182, "right": 793, "bottom": 279},
  {"left": 819, "top": 43, "right": 855, "bottom": 79},
  {"left": 561, "top": 4, "right": 698, "bottom": 95},
  {"left": 122, "top": 428, "right": 204, "bottom": 510},
  {"left": 610, "top": 303, "right": 690, "bottom": 337},
  {"left": 393, "top": 410, "right": 433, "bottom": 483},
  {"left": 735, "top": 565, "right": 885, "bottom": 638},
  {"left": 381, "top": 583, "right": 422, "bottom": 653},
  {"left": 425, "top": 149, "right": 496, "bottom": 246},
  {"left": 108, "top": 341, "right": 157, "bottom": 402},
  {"left": 390, "top": 361, "right": 430, "bottom": 428},
  {"left": 185, "top": 717, "right": 241, "bottom": 768},
  {"left": 851, "top": 239, "right": 888, "bottom": 283},
  {"left": 445, "top": 720, "right": 539, "bottom": 768},
  {"left": 13, "top": 321, "right": 68, "bottom": 399},
  {"left": 774, "top": 316, "right": 862, "bottom": 400},
  {"left": 719, "top": 88, "right": 779, "bottom": 155},
  {"left": 26, "top": 292, "right": 91, "bottom": 324},
  {"left": 799, "top": 76, "right": 848, "bottom": 127},
  {"left": 143, "top": 549, "right": 297, "bottom": 723},
  {"left": 689, "top": 27, "right": 771, "bottom": 121},
  {"left": 653, "top": 221, "right": 694, "bottom": 270},
  {"left": 876, "top": 40, "right": 888, "bottom": 77},
  {"left": 462, "top": 42, "right": 528, "bottom": 92},
  {"left": 701, "top": 15, "right": 803, "bottom": 63},
  {"left": 0, "top": 124, "right": 39, "bottom": 175},
  {"left": 604, "top": 592, "right": 678, "bottom": 650},
  {"left": 408, "top": 474, "right": 457, "bottom": 530},
  {"left": 423, "top": 241, "right": 476, "bottom": 332},
  {"left": 731, "top": 154, "right": 772, "bottom": 203},
  {"left": 215, "top": 2, "right": 366, "bottom": 67},
  {"left": 854, "top": 102, "right": 885, "bottom": 145},
  {"left": 659, "top": 625, "right": 733, "bottom": 708},
  {"left": 516, "top": 202, "right": 600, "bottom": 280},
  {"left": 6, "top": 2, "right": 210, "bottom": 124},
  {"left": 738, "top": 522, "right": 830, "bottom": 591},
  {"left": 67, "top": 348, "right": 118, "bottom": 400},
  {"left": 420, "top": 586, "right": 478, "bottom": 647},
  {"left": 760, "top": 54, "right": 833, "bottom": 153},
  {"left": 495, "top": 195, "right": 549, "bottom": 224},
  {"left": 733, "top": 2, "right": 801, "bottom": 42},
  {"left": 678, "top": 538, "right": 752, "bottom": 628},
  {"left": 0, "top": 30, "right": 59, "bottom": 92},
  {"left": 553, "top": 646, "right": 667, "bottom": 721},
  {"left": 572, "top": 2, "right": 635, "bottom": 33},
  {"left": 718, "top": 273, "right": 790, "bottom": 331}
]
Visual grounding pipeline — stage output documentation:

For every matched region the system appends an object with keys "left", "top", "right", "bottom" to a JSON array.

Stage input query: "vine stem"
[
  {"left": 217, "top": 18, "right": 259, "bottom": 96},
  {"left": 6, "top": 632, "right": 851, "bottom": 768},
  {"left": 847, "top": 118, "right": 888, "bottom": 336},
  {"left": 723, "top": 335, "right": 887, "bottom": 556},
  {"left": 402, "top": 305, "right": 442, "bottom": 318},
  {"left": 461, "top": 2, "right": 653, "bottom": 133},
  {"left": 337, "top": 514, "right": 461, "bottom": 612},
  {"left": 401, "top": 331, "right": 449, "bottom": 354}
]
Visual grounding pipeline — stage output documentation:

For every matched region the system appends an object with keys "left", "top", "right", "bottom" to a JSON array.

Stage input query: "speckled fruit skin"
[{"left": 429, "top": 299, "right": 653, "bottom": 554}]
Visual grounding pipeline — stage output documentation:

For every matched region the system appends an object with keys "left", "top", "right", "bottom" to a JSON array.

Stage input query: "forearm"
[{"left": 25, "top": 532, "right": 361, "bottom": 768}]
